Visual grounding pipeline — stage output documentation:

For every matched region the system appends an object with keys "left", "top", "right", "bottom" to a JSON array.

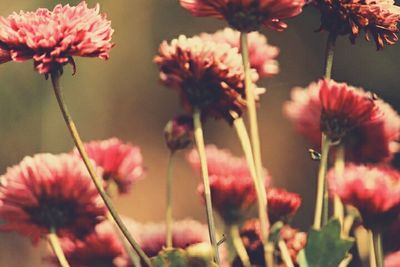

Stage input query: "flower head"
[
  {"left": 328, "top": 164, "right": 400, "bottom": 230},
  {"left": 0, "top": 153, "right": 106, "bottom": 244},
  {"left": 180, "top": 0, "right": 305, "bottom": 32},
  {"left": 74, "top": 138, "right": 145, "bottom": 195},
  {"left": 312, "top": 0, "right": 400, "bottom": 49},
  {"left": 154, "top": 35, "right": 264, "bottom": 123},
  {"left": 200, "top": 28, "right": 279, "bottom": 78},
  {"left": 0, "top": 2, "right": 114, "bottom": 75},
  {"left": 267, "top": 188, "right": 302, "bottom": 223},
  {"left": 164, "top": 114, "right": 194, "bottom": 152}
]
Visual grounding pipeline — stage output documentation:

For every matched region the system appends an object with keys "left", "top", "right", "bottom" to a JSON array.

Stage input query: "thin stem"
[
  {"left": 278, "top": 239, "right": 294, "bottom": 267},
  {"left": 240, "top": 32, "right": 263, "bottom": 181},
  {"left": 193, "top": 108, "right": 221, "bottom": 266},
  {"left": 324, "top": 33, "right": 336, "bottom": 79},
  {"left": 166, "top": 152, "right": 175, "bottom": 248},
  {"left": 50, "top": 71, "right": 152, "bottom": 267},
  {"left": 369, "top": 231, "right": 377, "bottom": 267},
  {"left": 233, "top": 117, "right": 273, "bottom": 267},
  {"left": 334, "top": 144, "right": 345, "bottom": 233},
  {"left": 372, "top": 231, "right": 383, "bottom": 267},
  {"left": 313, "top": 134, "right": 331, "bottom": 230},
  {"left": 228, "top": 224, "right": 251, "bottom": 267},
  {"left": 48, "top": 227, "right": 70, "bottom": 267}
]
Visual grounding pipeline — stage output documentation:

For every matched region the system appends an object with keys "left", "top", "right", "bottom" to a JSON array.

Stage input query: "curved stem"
[
  {"left": 50, "top": 71, "right": 152, "bottom": 267},
  {"left": 233, "top": 117, "right": 273, "bottom": 267},
  {"left": 278, "top": 239, "right": 294, "bottom": 267},
  {"left": 228, "top": 224, "right": 251, "bottom": 267},
  {"left": 48, "top": 227, "right": 70, "bottom": 267},
  {"left": 313, "top": 134, "right": 331, "bottom": 230},
  {"left": 166, "top": 152, "right": 175, "bottom": 248},
  {"left": 334, "top": 144, "right": 345, "bottom": 234},
  {"left": 372, "top": 231, "right": 383, "bottom": 267},
  {"left": 193, "top": 108, "right": 221, "bottom": 266},
  {"left": 324, "top": 33, "right": 336, "bottom": 79}
]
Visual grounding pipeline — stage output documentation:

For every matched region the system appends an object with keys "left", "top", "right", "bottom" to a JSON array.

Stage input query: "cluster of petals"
[
  {"left": 385, "top": 250, "right": 400, "bottom": 267},
  {"left": 267, "top": 187, "right": 302, "bottom": 223},
  {"left": 0, "top": 153, "right": 106, "bottom": 244},
  {"left": 284, "top": 79, "right": 400, "bottom": 163},
  {"left": 164, "top": 114, "right": 194, "bottom": 152},
  {"left": 0, "top": 2, "right": 114, "bottom": 74},
  {"left": 75, "top": 138, "right": 145, "bottom": 194},
  {"left": 154, "top": 35, "right": 265, "bottom": 123},
  {"left": 180, "top": 0, "right": 305, "bottom": 32},
  {"left": 312, "top": 0, "right": 400, "bottom": 49},
  {"left": 328, "top": 164, "right": 400, "bottom": 230},
  {"left": 200, "top": 28, "right": 279, "bottom": 78}
]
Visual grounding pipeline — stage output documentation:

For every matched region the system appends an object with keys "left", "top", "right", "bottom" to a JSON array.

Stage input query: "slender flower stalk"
[
  {"left": 193, "top": 108, "right": 221, "bottom": 265},
  {"left": 232, "top": 116, "right": 273, "bottom": 267},
  {"left": 313, "top": 134, "right": 331, "bottom": 230},
  {"left": 50, "top": 71, "right": 152, "bottom": 267},
  {"left": 324, "top": 34, "right": 336, "bottom": 80},
  {"left": 166, "top": 152, "right": 175, "bottom": 248},
  {"left": 228, "top": 224, "right": 251, "bottom": 267},
  {"left": 48, "top": 227, "right": 70, "bottom": 267},
  {"left": 334, "top": 144, "right": 345, "bottom": 232},
  {"left": 278, "top": 239, "right": 295, "bottom": 267},
  {"left": 372, "top": 231, "right": 384, "bottom": 267}
]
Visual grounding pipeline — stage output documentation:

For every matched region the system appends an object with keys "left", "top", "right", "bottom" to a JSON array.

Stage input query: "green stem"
[
  {"left": 372, "top": 231, "right": 383, "bottom": 267},
  {"left": 278, "top": 239, "right": 294, "bottom": 267},
  {"left": 228, "top": 224, "right": 251, "bottom": 267},
  {"left": 324, "top": 33, "right": 336, "bottom": 80},
  {"left": 50, "top": 71, "right": 152, "bottom": 267},
  {"left": 193, "top": 108, "right": 221, "bottom": 266},
  {"left": 334, "top": 144, "right": 345, "bottom": 233},
  {"left": 313, "top": 134, "right": 331, "bottom": 230},
  {"left": 48, "top": 227, "right": 70, "bottom": 267},
  {"left": 233, "top": 117, "right": 273, "bottom": 267},
  {"left": 166, "top": 152, "right": 175, "bottom": 248}
]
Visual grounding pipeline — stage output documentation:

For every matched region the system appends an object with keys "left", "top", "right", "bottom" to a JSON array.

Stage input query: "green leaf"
[
  {"left": 297, "top": 219, "right": 354, "bottom": 267},
  {"left": 152, "top": 245, "right": 216, "bottom": 267}
]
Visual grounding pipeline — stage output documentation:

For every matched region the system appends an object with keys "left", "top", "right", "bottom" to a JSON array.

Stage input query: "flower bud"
[{"left": 164, "top": 114, "right": 193, "bottom": 152}]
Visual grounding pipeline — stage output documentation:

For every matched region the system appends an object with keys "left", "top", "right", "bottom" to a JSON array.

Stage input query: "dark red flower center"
[
  {"left": 183, "top": 76, "right": 223, "bottom": 110},
  {"left": 320, "top": 111, "right": 352, "bottom": 141},
  {"left": 224, "top": 3, "right": 267, "bottom": 32}
]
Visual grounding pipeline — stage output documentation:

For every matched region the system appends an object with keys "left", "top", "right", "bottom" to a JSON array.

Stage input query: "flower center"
[
  {"left": 320, "top": 112, "right": 352, "bottom": 141},
  {"left": 183, "top": 77, "right": 223, "bottom": 110},
  {"left": 224, "top": 4, "right": 267, "bottom": 32}
]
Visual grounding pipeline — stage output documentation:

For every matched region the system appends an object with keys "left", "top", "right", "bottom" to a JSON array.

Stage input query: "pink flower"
[
  {"left": 0, "top": 2, "right": 114, "bottom": 75},
  {"left": 267, "top": 188, "right": 302, "bottom": 223},
  {"left": 0, "top": 154, "right": 106, "bottom": 244},
  {"left": 154, "top": 35, "right": 265, "bottom": 123},
  {"left": 74, "top": 138, "right": 145, "bottom": 194},
  {"left": 164, "top": 114, "right": 194, "bottom": 152},
  {"left": 312, "top": 0, "right": 400, "bottom": 49},
  {"left": 328, "top": 164, "right": 400, "bottom": 230},
  {"left": 179, "top": 0, "right": 305, "bottom": 32},
  {"left": 385, "top": 250, "right": 400, "bottom": 267},
  {"left": 200, "top": 28, "right": 279, "bottom": 78},
  {"left": 284, "top": 79, "right": 399, "bottom": 163},
  {"left": 279, "top": 226, "right": 307, "bottom": 266}
]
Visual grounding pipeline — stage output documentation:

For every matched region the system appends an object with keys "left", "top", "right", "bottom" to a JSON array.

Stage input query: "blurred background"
[{"left": 0, "top": 0, "right": 399, "bottom": 266}]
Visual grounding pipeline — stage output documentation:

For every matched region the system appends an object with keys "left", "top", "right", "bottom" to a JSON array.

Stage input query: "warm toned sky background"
[{"left": 0, "top": 1, "right": 399, "bottom": 266}]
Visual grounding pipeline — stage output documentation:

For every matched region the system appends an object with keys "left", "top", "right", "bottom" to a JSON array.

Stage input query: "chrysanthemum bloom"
[
  {"left": 328, "top": 164, "right": 400, "bottom": 230},
  {"left": 267, "top": 188, "right": 302, "bottom": 224},
  {"left": 385, "top": 250, "right": 400, "bottom": 267},
  {"left": 164, "top": 114, "right": 194, "bottom": 152},
  {"left": 0, "top": 2, "right": 114, "bottom": 75},
  {"left": 200, "top": 28, "right": 279, "bottom": 78},
  {"left": 74, "top": 138, "right": 145, "bottom": 195},
  {"left": 180, "top": 0, "right": 305, "bottom": 32},
  {"left": 154, "top": 35, "right": 265, "bottom": 123},
  {"left": 0, "top": 153, "right": 106, "bottom": 244},
  {"left": 312, "top": 0, "right": 400, "bottom": 49},
  {"left": 284, "top": 79, "right": 399, "bottom": 163}
]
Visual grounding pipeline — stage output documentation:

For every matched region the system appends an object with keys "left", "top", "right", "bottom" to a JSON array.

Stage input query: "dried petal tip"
[
  {"left": 164, "top": 114, "right": 194, "bottom": 152},
  {"left": 0, "top": 48, "right": 11, "bottom": 64},
  {"left": 267, "top": 188, "right": 302, "bottom": 223}
]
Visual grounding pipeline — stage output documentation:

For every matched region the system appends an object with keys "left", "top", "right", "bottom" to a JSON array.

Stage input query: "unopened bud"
[{"left": 164, "top": 114, "right": 193, "bottom": 152}]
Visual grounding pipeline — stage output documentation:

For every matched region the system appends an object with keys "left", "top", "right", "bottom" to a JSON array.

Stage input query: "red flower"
[
  {"left": 164, "top": 114, "right": 194, "bottom": 152},
  {"left": 0, "top": 2, "right": 114, "bottom": 75},
  {"left": 200, "top": 28, "right": 279, "bottom": 78},
  {"left": 385, "top": 251, "right": 400, "bottom": 267},
  {"left": 284, "top": 79, "right": 399, "bottom": 163},
  {"left": 74, "top": 138, "right": 145, "bottom": 195},
  {"left": 154, "top": 35, "right": 265, "bottom": 123},
  {"left": 312, "top": 0, "right": 400, "bottom": 49},
  {"left": 0, "top": 154, "right": 106, "bottom": 244},
  {"left": 328, "top": 164, "right": 400, "bottom": 230},
  {"left": 180, "top": 0, "right": 305, "bottom": 32},
  {"left": 267, "top": 188, "right": 302, "bottom": 223}
]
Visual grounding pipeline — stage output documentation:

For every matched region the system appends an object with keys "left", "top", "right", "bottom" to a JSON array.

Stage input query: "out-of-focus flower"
[
  {"left": 267, "top": 188, "right": 302, "bottom": 223},
  {"left": 0, "top": 48, "right": 10, "bottom": 64},
  {"left": 312, "top": 0, "right": 400, "bottom": 49},
  {"left": 74, "top": 138, "right": 145, "bottom": 195},
  {"left": 154, "top": 35, "right": 265, "bottom": 123},
  {"left": 385, "top": 250, "right": 400, "bottom": 267},
  {"left": 0, "top": 154, "right": 106, "bottom": 244},
  {"left": 180, "top": 0, "right": 305, "bottom": 32},
  {"left": 284, "top": 79, "right": 399, "bottom": 163},
  {"left": 279, "top": 226, "right": 307, "bottom": 266},
  {"left": 328, "top": 164, "right": 400, "bottom": 230},
  {"left": 200, "top": 28, "right": 279, "bottom": 78},
  {"left": 164, "top": 114, "right": 194, "bottom": 152},
  {"left": 0, "top": 2, "right": 114, "bottom": 75}
]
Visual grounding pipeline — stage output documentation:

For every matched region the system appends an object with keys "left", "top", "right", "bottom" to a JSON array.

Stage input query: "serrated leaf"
[{"left": 298, "top": 219, "right": 354, "bottom": 267}]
